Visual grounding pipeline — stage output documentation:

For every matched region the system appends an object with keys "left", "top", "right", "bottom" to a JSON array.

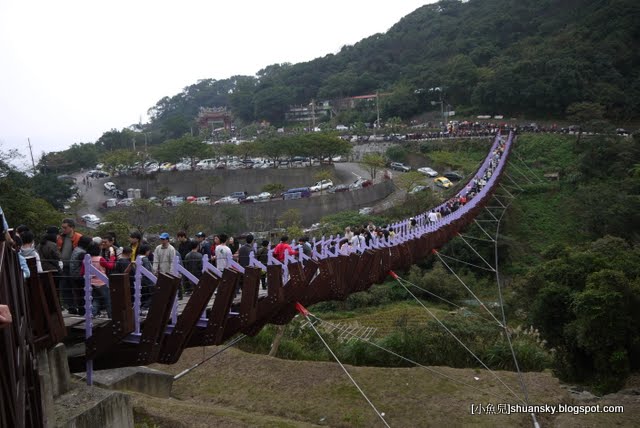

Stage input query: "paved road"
[{"left": 72, "top": 172, "right": 111, "bottom": 219}]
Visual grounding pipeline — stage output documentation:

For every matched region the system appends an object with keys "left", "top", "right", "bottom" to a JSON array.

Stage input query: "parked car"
[
  {"left": 229, "top": 191, "right": 247, "bottom": 201},
  {"left": 117, "top": 198, "right": 134, "bottom": 207},
  {"left": 443, "top": 171, "right": 464, "bottom": 181},
  {"left": 144, "top": 162, "right": 159, "bottom": 173},
  {"left": 409, "top": 185, "right": 427, "bottom": 194},
  {"left": 390, "top": 162, "right": 411, "bottom": 172},
  {"left": 103, "top": 182, "right": 116, "bottom": 192},
  {"left": 359, "top": 207, "right": 374, "bottom": 215},
  {"left": 248, "top": 192, "right": 272, "bottom": 201},
  {"left": 243, "top": 191, "right": 272, "bottom": 203},
  {"left": 434, "top": 177, "right": 453, "bottom": 189},
  {"left": 196, "top": 159, "right": 217, "bottom": 170},
  {"left": 350, "top": 177, "right": 373, "bottom": 190},
  {"left": 330, "top": 184, "right": 350, "bottom": 193},
  {"left": 101, "top": 198, "right": 118, "bottom": 208},
  {"left": 81, "top": 214, "right": 101, "bottom": 224},
  {"left": 282, "top": 187, "right": 311, "bottom": 200},
  {"left": 194, "top": 196, "right": 211, "bottom": 205},
  {"left": 111, "top": 189, "right": 126, "bottom": 199},
  {"left": 164, "top": 196, "right": 185, "bottom": 206},
  {"left": 310, "top": 179, "right": 334, "bottom": 192},
  {"left": 159, "top": 162, "right": 176, "bottom": 172},
  {"left": 87, "top": 170, "right": 109, "bottom": 178},
  {"left": 175, "top": 162, "right": 192, "bottom": 171},
  {"left": 186, "top": 196, "right": 197, "bottom": 203},
  {"left": 417, "top": 167, "right": 438, "bottom": 177},
  {"left": 214, "top": 196, "right": 240, "bottom": 205}
]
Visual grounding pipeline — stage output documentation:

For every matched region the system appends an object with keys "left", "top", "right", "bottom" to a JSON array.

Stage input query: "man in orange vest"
[{"left": 57, "top": 218, "right": 83, "bottom": 313}]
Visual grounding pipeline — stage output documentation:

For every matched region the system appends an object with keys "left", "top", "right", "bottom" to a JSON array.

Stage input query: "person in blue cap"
[{"left": 152, "top": 232, "right": 176, "bottom": 275}]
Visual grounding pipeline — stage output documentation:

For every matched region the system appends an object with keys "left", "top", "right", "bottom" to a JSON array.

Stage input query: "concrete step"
[{"left": 54, "top": 381, "right": 133, "bottom": 428}]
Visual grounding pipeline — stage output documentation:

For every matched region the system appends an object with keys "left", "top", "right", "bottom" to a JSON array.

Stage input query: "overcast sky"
[{"left": 0, "top": 0, "right": 433, "bottom": 167}]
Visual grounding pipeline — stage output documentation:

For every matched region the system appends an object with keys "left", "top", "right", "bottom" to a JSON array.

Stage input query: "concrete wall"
[{"left": 112, "top": 165, "right": 354, "bottom": 198}]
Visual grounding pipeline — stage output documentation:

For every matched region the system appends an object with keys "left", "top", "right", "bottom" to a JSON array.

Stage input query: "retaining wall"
[{"left": 112, "top": 165, "right": 353, "bottom": 198}]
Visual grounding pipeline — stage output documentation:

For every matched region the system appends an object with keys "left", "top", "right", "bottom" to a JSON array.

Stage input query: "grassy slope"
[
  {"left": 138, "top": 347, "right": 638, "bottom": 427},
  {"left": 141, "top": 347, "right": 564, "bottom": 428},
  {"left": 502, "top": 134, "right": 591, "bottom": 267},
  {"left": 316, "top": 301, "right": 451, "bottom": 336}
]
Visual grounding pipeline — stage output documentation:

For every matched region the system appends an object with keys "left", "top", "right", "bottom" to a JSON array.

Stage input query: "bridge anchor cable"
[
  {"left": 307, "top": 313, "right": 511, "bottom": 403},
  {"left": 295, "top": 303, "right": 391, "bottom": 428},
  {"left": 388, "top": 272, "right": 525, "bottom": 405}
]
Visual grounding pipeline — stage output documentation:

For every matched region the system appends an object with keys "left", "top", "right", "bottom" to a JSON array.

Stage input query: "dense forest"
[{"left": 144, "top": 0, "right": 639, "bottom": 135}]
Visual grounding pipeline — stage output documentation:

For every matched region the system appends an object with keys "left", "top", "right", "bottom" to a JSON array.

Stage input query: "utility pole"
[
  {"left": 27, "top": 138, "right": 36, "bottom": 175},
  {"left": 375, "top": 91, "right": 381, "bottom": 135},
  {"left": 311, "top": 99, "right": 316, "bottom": 130}
]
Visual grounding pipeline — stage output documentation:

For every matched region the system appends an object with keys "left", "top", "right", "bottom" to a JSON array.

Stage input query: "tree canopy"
[{"left": 140, "top": 0, "right": 639, "bottom": 132}]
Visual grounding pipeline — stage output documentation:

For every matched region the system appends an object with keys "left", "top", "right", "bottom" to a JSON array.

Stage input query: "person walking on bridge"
[
  {"left": 273, "top": 236, "right": 297, "bottom": 263},
  {"left": 57, "top": 219, "right": 82, "bottom": 312},
  {"left": 214, "top": 234, "right": 232, "bottom": 271},
  {"left": 153, "top": 233, "right": 176, "bottom": 276}
]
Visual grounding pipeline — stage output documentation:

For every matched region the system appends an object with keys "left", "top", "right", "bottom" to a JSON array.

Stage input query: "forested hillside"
[{"left": 146, "top": 0, "right": 639, "bottom": 133}]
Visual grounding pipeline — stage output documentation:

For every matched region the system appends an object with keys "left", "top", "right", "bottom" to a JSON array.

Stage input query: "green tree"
[
  {"left": 278, "top": 208, "right": 303, "bottom": 238},
  {"left": 101, "top": 149, "right": 141, "bottom": 175},
  {"left": 30, "top": 174, "right": 75, "bottom": 210},
  {"left": 385, "top": 146, "right": 407, "bottom": 163},
  {"left": 571, "top": 269, "right": 640, "bottom": 392},
  {"left": 153, "top": 135, "right": 210, "bottom": 168},
  {"left": 262, "top": 183, "right": 285, "bottom": 196},
  {"left": 396, "top": 170, "right": 424, "bottom": 193},
  {"left": 304, "top": 133, "right": 351, "bottom": 163},
  {"left": 128, "top": 199, "right": 161, "bottom": 234},
  {"left": 361, "top": 153, "right": 385, "bottom": 180},
  {"left": 170, "top": 203, "right": 207, "bottom": 235},
  {"left": 385, "top": 117, "right": 405, "bottom": 134}
]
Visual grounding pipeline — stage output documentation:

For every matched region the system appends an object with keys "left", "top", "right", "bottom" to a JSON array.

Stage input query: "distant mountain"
[{"left": 147, "top": 0, "right": 640, "bottom": 134}]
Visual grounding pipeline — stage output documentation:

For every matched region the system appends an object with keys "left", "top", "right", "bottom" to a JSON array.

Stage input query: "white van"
[
  {"left": 196, "top": 159, "right": 217, "bottom": 170},
  {"left": 195, "top": 196, "right": 211, "bottom": 205}
]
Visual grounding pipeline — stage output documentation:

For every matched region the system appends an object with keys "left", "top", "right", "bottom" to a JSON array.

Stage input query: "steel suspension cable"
[
  {"left": 512, "top": 152, "right": 543, "bottom": 183},
  {"left": 456, "top": 234, "right": 496, "bottom": 271},
  {"left": 435, "top": 252, "right": 496, "bottom": 272},
  {"left": 306, "top": 313, "right": 511, "bottom": 403},
  {"left": 393, "top": 276, "right": 496, "bottom": 325},
  {"left": 492, "top": 194, "right": 540, "bottom": 428},
  {"left": 433, "top": 252, "right": 504, "bottom": 327},
  {"left": 174, "top": 334, "right": 247, "bottom": 381},
  {"left": 390, "top": 274, "right": 526, "bottom": 405},
  {"left": 507, "top": 162, "right": 535, "bottom": 184},
  {"left": 296, "top": 305, "right": 391, "bottom": 427}
]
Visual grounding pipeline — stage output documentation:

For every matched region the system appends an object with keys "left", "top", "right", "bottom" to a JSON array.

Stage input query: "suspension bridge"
[{"left": 2, "top": 131, "right": 541, "bottom": 427}]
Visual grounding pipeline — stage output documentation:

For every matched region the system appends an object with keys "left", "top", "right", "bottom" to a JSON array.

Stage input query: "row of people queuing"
[{"left": 426, "top": 137, "right": 506, "bottom": 222}]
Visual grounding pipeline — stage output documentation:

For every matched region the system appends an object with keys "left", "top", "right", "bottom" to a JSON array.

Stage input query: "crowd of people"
[{"left": 0, "top": 209, "right": 301, "bottom": 319}]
